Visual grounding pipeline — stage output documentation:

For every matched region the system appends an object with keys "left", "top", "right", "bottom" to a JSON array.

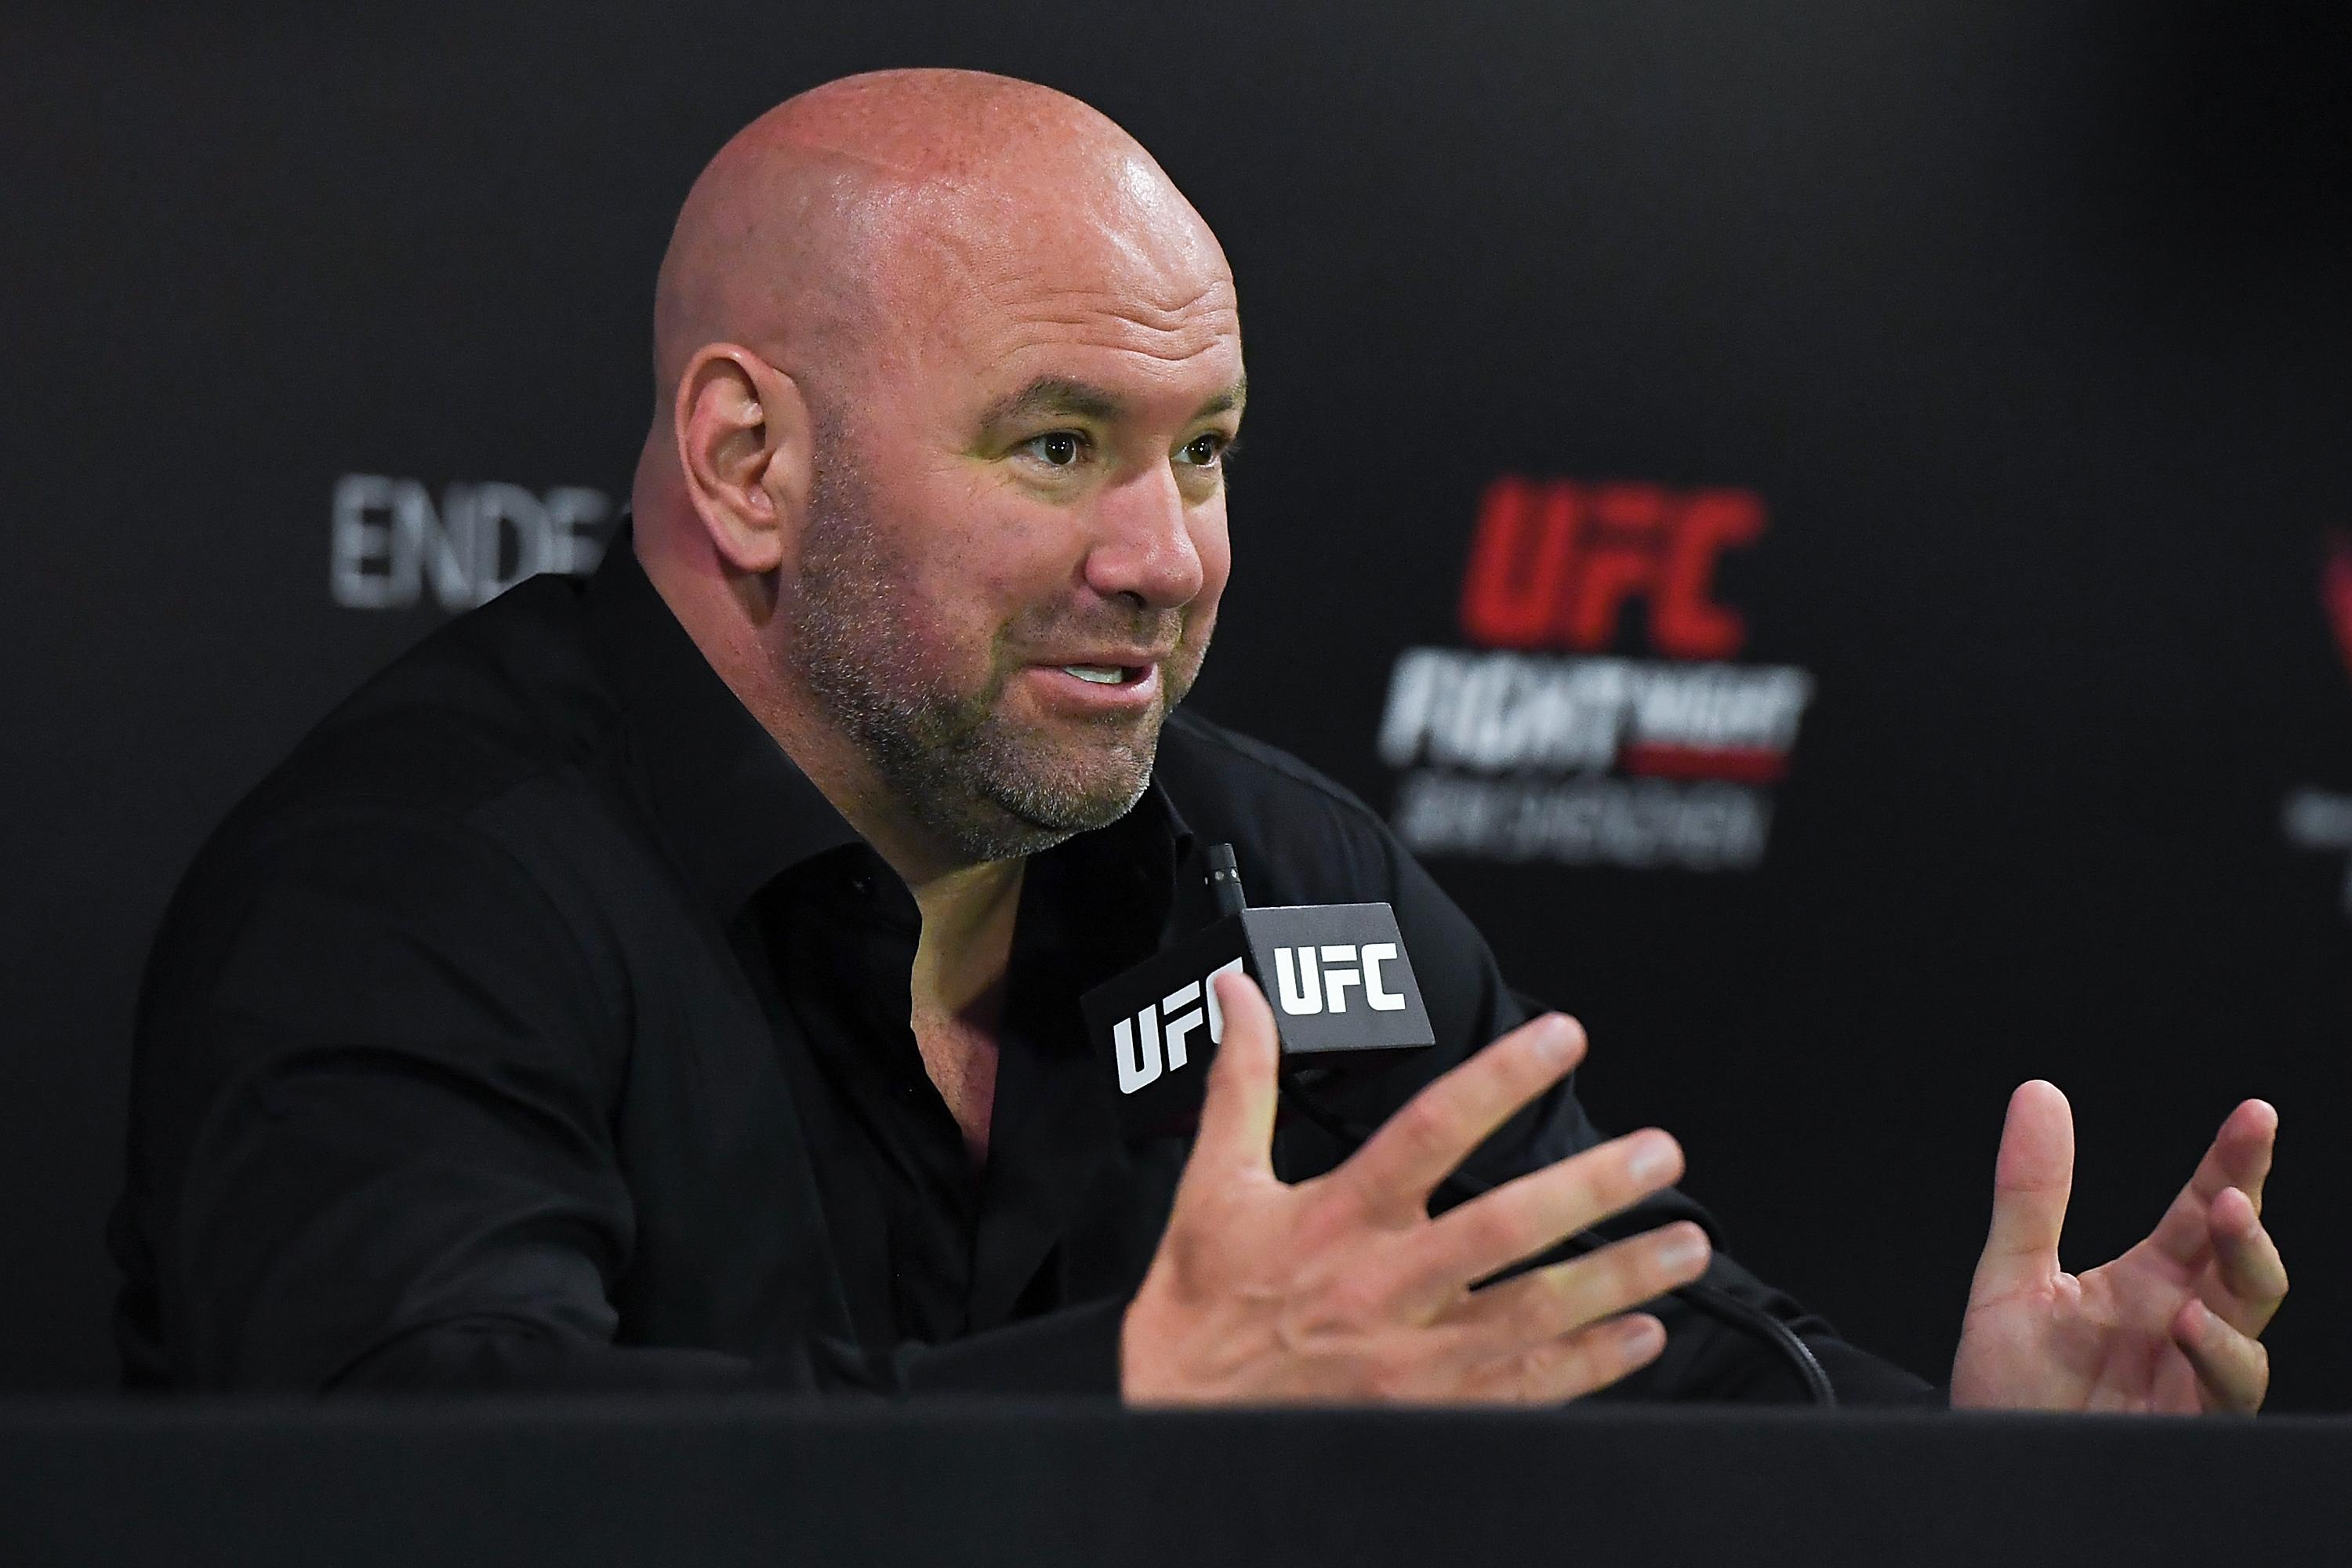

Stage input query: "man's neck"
[
  {"left": 904, "top": 857, "right": 1022, "bottom": 1167},
  {"left": 748, "top": 689, "right": 1024, "bottom": 1163},
  {"left": 757, "top": 669, "right": 1026, "bottom": 1161},
  {"left": 906, "top": 856, "right": 1026, "bottom": 1016}
]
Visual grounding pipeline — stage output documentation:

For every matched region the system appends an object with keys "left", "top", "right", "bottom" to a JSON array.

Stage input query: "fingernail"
[
  {"left": 1531, "top": 1017, "right": 1574, "bottom": 1065},
  {"left": 1656, "top": 1226, "right": 1709, "bottom": 1273},
  {"left": 1618, "top": 1316, "right": 1664, "bottom": 1356},
  {"left": 1627, "top": 1133, "right": 1677, "bottom": 1186}
]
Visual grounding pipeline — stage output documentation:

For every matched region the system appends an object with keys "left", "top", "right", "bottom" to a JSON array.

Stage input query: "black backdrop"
[{"left": 5, "top": 1, "right": 2349, "bottom": 1406}]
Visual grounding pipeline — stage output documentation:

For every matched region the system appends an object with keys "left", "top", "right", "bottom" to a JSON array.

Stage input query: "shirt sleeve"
[
  {"left": 121, "top": 796, "right": 1129, "bottom": 1398},
  {"left": 121, "top": 796, "right": 660, "bottom": 1389}
]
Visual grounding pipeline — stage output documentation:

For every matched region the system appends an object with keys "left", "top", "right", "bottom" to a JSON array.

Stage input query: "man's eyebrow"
[
  {"left": 978, "top": 377, "right": 1125, "bottom": 428},
  {"left": 1194, "top": 376, "right": 1247, "bottom": 419},
  {"left": 975, "top": 374, "right": 1249, "bottom": 430}
]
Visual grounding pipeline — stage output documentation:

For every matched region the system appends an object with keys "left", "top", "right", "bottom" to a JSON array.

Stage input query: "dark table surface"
[{"left": 2, "top": 1398, "right": 2343, "bottom": 1566}]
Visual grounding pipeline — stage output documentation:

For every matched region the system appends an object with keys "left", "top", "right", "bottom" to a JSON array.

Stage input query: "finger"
[
  {"left": 2203, "top": 1187, "right": 2288, "bottom": 1336},
  {"left": 1969, "top": 1081, "right": 2073, "bottom": 1304},
  {"left": 1184, "top": 972, "right": 1283, "bottom": 1184},
  {"left": 2150, "top": 1100, "right": 2278, "bottom": 1267},
  {"left": 1406, "top": 1130, "right": 1685, "bottom": 1305},
  {"left": 2200, "top": 1100, "right": 2278, "bottom": 1211},
  {"left": 2172, "top": 1298, "right": 2267, "bottom": 1415},
  {"left": 1457, "top": 1313, "right": 1668, "bottom": 1405},
  {"left": 1439, "top": 1222, "right": 1711, "bottom": 1348},
  {"left": 1334, "top": 1013, "right": 1587, "bottom": 1223}
]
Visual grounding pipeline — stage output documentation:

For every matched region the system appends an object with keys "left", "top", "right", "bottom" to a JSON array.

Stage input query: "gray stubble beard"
[{"left": 789, "top": 430, "right": 1198, "bottom": 866}]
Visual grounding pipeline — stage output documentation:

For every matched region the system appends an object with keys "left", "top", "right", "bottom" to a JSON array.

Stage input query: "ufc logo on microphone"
[
  {"left": 1113, "top": 958, "right": 1246, "bottom": 1095},
  {"left": 1083, "top": 900, "right": 1436, "bottom": 1132},
  {"left": 1272, "top": 944, "right": 1408, "bottom": 1016}
]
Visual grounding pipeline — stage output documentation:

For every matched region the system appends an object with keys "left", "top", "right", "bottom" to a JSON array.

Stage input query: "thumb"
[
  {"left": 1186, "top": 971, "right": 1283, "bottom": 1183},
  {"left": 1970, "top": 1080, "right": 2075, "bottom": 1304}
]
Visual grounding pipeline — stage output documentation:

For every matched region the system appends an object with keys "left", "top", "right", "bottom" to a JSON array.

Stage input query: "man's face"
[{"left": 789, "top": 174, "right": 1243, "bottom": 863}]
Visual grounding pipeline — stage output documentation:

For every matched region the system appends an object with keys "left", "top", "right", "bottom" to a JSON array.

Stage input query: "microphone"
[
  {"left": 1083, "top": 847, "right": 1839, "bottom": 1405},
  {"left": 1081, "top": 844, "right": 1436, "bottom": 1137}
]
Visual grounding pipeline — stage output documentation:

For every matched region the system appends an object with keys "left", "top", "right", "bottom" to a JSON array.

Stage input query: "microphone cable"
[
  {"left": 1196, "top": 842, "right": 1833, "bottom": 1406},
  {"left": 1272, "top": 1073, "right": 1837, "bottom": 1408}
]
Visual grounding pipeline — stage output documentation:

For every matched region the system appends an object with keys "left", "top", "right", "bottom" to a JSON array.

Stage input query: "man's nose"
[{"left": 1081, "top": 463, "right": 1207, "bottom": 611}]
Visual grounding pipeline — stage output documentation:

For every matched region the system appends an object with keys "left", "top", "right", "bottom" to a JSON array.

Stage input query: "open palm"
[{"left": 1950, "top": 1082, "right": 2285, "bottom": 1414}]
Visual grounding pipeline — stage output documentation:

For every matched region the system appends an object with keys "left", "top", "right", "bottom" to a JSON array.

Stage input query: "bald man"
[{"left": 114, "top": 71, "right": 2283, "bottom": 1410}]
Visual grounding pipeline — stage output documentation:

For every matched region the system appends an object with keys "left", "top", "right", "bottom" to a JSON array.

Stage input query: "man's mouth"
[{"left": 1058, "top": 665, "right": 1145, "bottom": 685}]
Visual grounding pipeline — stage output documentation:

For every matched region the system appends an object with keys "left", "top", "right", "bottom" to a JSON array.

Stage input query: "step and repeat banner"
[{"left": 5, "top": 3, "right": 2349, "bottom": 1403}]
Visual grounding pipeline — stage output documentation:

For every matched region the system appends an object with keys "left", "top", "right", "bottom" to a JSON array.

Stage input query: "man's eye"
[
  {"left": 1025, "top": 432, "right": 1083, "bottom": 466},
  {"left": 1180, "top": 434, "right": 1227, "bottom": 466}
]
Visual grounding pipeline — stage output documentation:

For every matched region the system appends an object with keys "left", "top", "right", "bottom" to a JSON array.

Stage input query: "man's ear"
[{"left": 672, "top": 344, "right": 813, "bottom": 575}]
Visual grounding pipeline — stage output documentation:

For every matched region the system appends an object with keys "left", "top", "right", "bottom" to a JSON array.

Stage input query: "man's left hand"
[{"left": 1950, "top": 1083, "right": 2285, "bottom": 1414}]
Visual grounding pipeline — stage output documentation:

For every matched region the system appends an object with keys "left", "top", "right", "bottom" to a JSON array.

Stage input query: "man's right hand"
[{"left": 1120, "top": 972, "right": 1710, "bottom": 1404}]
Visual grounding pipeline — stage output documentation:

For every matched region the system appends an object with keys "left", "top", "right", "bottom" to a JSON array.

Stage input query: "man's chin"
[
  {"left": 918, "top": 775, "right": 1145, "bottom": 865},
  {"left": 884, "top": 697, "right": 1172, "bottom": 861},
  {"left": 985, "top": 763, "right": 1156, "bottom": 839}
]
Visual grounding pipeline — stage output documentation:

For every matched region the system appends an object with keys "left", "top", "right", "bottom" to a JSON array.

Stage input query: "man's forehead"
[
  {"left": 945, "top": 282, "right": 1244, "bottom": 412},
  {"left": 873, "top": 212, "right": 1241, "bottom": 410}
]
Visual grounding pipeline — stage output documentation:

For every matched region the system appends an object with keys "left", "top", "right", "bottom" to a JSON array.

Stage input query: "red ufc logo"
[
  {"left": 1457, "top": 477, "right": 1764, "bottom": 659},
  {"left": 2325, "top": 532, "right": 2352, "bottom": 684}
]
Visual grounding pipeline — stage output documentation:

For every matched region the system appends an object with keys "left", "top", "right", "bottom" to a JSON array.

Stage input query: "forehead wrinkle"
[
  {"left": 981, "top": 328, "right": 1240, "bottom": 371},
  {"left": 898, "top": 262, "right": 1239, "bottom": 370},
  {"left": 977, "top": 278, "right": 1238, "bottom": 325},
  {"left": 989, "top": 310, "right": 1237, "bottom": 344},
  {"left": 956, "top": 281, "right": 1242, "bottom": 368}
]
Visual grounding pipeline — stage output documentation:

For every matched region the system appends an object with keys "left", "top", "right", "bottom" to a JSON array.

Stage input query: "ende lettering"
[{"left": 330, "top": 474, "right": 612, "bottom": 611}]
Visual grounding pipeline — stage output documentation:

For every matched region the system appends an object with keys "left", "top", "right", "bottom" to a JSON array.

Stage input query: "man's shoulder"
[
  {"left": 1154, "top": 708, "right": 1402, "bottom": 906},
  {"left": 217, "top": 575, "right": 619, "bottom": 859}
]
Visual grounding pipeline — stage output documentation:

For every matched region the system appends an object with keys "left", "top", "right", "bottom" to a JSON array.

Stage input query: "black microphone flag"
[{"left": 1081, "top": 860, "right": 1436, "bottom": 1137}]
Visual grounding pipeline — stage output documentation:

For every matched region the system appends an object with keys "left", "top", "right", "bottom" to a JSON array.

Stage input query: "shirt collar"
[{"left": 585, "top": 524, "right": 1196, "bottom": 924}]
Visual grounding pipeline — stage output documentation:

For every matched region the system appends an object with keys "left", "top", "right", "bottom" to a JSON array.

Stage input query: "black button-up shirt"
[{"left": 111, "top": 536, "right": 1926, "bottom": 1403}]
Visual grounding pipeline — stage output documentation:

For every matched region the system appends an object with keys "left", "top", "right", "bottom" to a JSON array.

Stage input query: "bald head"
[
  {"left": 634, "top": 71, "right": 1244, "bottom": 881},
  {"left": 649, "top": 70, "right": 1228, "bottom": 415}
]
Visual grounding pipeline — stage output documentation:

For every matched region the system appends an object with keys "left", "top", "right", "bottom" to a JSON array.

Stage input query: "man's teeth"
[{"left": 1062, "top": 665, "right": 1126, "bottom": 684}]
